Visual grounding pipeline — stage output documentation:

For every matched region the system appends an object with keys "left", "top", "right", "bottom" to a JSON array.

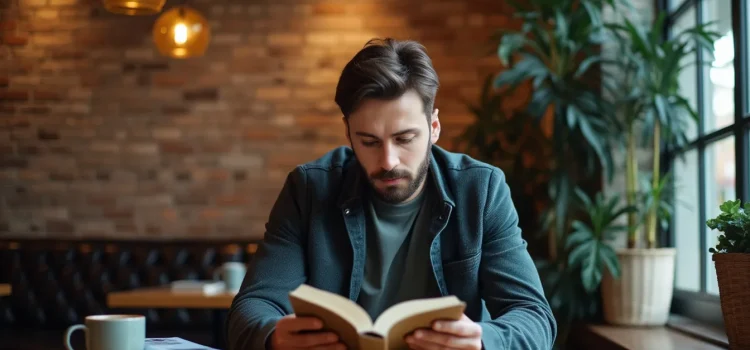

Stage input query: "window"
[{"left": 664, "top": 0, "right": 750, "bottom": 326}]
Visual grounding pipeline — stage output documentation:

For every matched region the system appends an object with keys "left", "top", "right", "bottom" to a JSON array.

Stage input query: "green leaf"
[
  {"left": 581, "top": 243, "right": 601, "bottom": 292},
  {"left": 498, "top": 33, "right": 526, "bottom": 66},
  {"left": 566, "top": 104, "right": 578, "bottom": 129},
  {"left": 567, "top": 224, "right": 594, "bottom": 249},
  {"left": 582, "top": 0, "right": 602, "bottom": 27},
  {"left": 576, "top": 112, "right": 613, "bottom": 182},
  {"left": 654, "top": 94, "right": 671, "bottom": 126},
  {"left": 529, "top": 87, "right": 554, "bottom": 118},
  {"left": 569, "top": 240, "right": 594, "bottom": 268},
  {"left": 599, "top": 244, "right": 620, "bottom": 278},
  {"left": 494, "top": 68, "right": 526, "bottom": 88},
  {"left": 554, "top": 9, "right": 569, "bottom": 41},
  {"left": 574, "top": 55, "right": 603, "bottom": 78}
]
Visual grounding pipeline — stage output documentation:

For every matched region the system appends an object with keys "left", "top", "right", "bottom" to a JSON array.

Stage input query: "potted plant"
[
  {"left": 598, "top": 14, "right": 720, "bottom": 326},
  {"left": 707, "top": 199, "right": 750, "bottom": 349},
  {"left": 491, "top": 0, "right": 634, "bottom": 344}
]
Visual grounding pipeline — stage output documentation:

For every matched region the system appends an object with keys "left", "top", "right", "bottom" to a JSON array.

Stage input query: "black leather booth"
[{"left": 0, "top": 238, "right": 260, "bottom": 350}]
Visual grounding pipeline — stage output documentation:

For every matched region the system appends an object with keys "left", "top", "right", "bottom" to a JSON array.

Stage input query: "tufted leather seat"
[{"left": 0, "top": 238, "right": 260, "bottom": 332}]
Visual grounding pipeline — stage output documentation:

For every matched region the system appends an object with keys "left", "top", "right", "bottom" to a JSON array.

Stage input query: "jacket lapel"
[{"left": 337, "top": 157, "right": 367, "bottom": 301}]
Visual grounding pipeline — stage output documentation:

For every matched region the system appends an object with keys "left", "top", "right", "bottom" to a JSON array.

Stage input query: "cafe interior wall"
[{"left": 0, "top": 0, "right": 529, "bottom": 240}]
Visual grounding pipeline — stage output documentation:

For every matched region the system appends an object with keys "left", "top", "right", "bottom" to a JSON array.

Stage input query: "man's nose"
[{"left": 380, "top": 143, "right": 399, "bottom": 171}]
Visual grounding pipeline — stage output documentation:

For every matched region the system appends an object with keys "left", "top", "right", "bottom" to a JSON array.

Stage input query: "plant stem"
[
  {"left": 626, "top": 124, "right": 638, "bottom": 249},
  {"left": 646, "top": 119, "right": 661, "bottom": 249}
]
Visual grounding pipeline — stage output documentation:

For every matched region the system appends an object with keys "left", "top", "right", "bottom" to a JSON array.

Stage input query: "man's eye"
[
  {"left": 362, "top": 140, "right": 379, "bottom": 147},
  {"left": 397, "top": 137, "right": 414, "bottom": 144}
]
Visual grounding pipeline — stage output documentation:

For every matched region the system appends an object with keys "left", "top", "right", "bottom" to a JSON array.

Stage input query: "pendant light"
[
  {"left": 102, "top": 0, "right": 165, "bottom": 15},
  {"left": 152, "top": 5, "right": 210, "bottom": 59}
]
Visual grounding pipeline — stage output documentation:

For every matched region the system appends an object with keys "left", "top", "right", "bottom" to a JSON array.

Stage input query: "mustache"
[{"left": 371, "top": 168, "right": 411, "bottom": 180}]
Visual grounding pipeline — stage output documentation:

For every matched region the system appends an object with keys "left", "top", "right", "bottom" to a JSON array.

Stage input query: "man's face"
[{"left": 345, "top": 89, "right": 440, "bottom": 204}]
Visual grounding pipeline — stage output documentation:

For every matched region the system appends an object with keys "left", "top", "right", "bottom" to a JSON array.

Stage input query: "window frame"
[{"left": 661, "top": 0, "right": 750, "bottom": 328}]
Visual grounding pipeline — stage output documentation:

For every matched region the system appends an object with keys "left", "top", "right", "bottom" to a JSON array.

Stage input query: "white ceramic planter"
[{"left": 601, "top": 248, "right": 676, "bottom": 326}]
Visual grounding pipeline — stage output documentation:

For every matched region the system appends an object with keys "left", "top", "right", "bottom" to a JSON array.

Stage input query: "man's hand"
[
  {"left": 270, "top": 314, "right": 346, "bottom": 350},
  {"left": 404, "top": 314, "right": 482, "bottom": 350}
]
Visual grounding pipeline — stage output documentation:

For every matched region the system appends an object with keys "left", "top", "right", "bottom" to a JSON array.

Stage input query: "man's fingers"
[
  {"left": 406, "top": 329, "right": 475, "bottom": 349},
  {"left": 432, "top": 318, "right": 482, "bottom": 337},
  {"left": 288, "top": 331, "right": 340, "bottom": 348},
  {"left": 278, "top": 316, "right": 323, "bottom": 332}
]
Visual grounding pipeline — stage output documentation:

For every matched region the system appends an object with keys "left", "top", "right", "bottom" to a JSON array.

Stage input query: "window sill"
[{"left": 568, "top": 315, "right": 729, "bottom": 350}]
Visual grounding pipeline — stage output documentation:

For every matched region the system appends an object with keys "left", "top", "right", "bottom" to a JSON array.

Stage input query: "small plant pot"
[
  {"left": 712, "top": 253, "right": 750, "bottom": 350},
  {"left": 601, "top": 248, "right": 676, "bottom": 326}
]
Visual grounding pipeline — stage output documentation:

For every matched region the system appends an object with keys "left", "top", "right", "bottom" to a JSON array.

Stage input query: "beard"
[{"left": 363, "top": 145, "right": 431, "bottom": 204}]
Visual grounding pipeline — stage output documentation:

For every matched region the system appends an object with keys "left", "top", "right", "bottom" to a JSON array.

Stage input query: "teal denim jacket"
[{"left": 226, "top": 145, "right": 557, "bottom": 350}]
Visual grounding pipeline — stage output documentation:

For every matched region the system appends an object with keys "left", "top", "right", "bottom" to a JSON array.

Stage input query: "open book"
[{"left": 288, "top": 284, "right": 466, "bottom": 350}]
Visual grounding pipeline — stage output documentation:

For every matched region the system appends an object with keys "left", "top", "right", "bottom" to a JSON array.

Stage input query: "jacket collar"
[{"left": 336, "top": 145, "right": 456, "bottom": 212}]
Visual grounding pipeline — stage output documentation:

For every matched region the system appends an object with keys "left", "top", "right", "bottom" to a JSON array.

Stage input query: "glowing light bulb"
[
  {"left": 152, "top": 5, "right": 210, "bottom": 59},
  {"left": 173, "top": 23, "right": 188, "bottom": 45}
]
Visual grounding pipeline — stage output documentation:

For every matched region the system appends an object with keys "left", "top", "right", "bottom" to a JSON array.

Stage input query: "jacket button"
[
  {"left": 438, "top": 215, "right": 445, "bottom": 221},
  {"left": 344, "top": 209, "right": 351, "bottom": 215}
]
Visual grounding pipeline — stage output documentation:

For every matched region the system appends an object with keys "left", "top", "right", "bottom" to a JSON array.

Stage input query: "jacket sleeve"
[
  {"left": 226, "top": 167, "right": 309, "bottom": 350},
  {"left": 477, "top": 168, "right": 557, "bottom": 350}
]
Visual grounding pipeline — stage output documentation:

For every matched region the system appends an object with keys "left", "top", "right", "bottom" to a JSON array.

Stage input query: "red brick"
[
  {"left": 208, "top": 169, "right": 231, "bottom": 181},
  {"left": 160, "top": 141, "right": 193, "bottom": 154},
  {"left": 34, "top": 90, "right": 62, "bottom": 101},
  {"left": 162, "top": 209, "right": 178, "bottom": 221},
  {"left": 216, "top": 194, "right": 250, "bottom": 206},
  {"left": 2, "top": 35, "right": 28, "bottom": 46},
  {"left": 203, "top": 142, "right": 232, "bottom": 153},
  {"left": 0, "top": 91, "right": 29, "bottom": 101},
  {"left": 46, "top": 219, "right": 74, "bottom": 233},
  {"left": 188, "top": 225, "right": 210, "bottom": 236},
  {"left": 200, "top": 208, "right": 223, "bottom": 220},
  {"left": 50, "top": 0, "right": 78, "bottom": 6},
  {"left": 312, "top": 3, "right": 347, "bottom": 15},
  {"left": 152, "top": 73, "right": 186, "bottom": 87},
  {"left": 0, "top": 21, "right": 16, "bottom": 31},
  {"left": 104, "top": 209, "right": 133, "bottom": 219},
  {"left": 243, "top": 128, "right": 279, "bottom": 141}
]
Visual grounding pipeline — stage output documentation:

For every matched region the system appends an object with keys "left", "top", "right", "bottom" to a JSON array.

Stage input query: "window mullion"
[
  {"left": 696, "top": 0, "right": 708, "bottom": 294},
  {"left": 733, "top": 0, "right": 748, "bottom": 203}
]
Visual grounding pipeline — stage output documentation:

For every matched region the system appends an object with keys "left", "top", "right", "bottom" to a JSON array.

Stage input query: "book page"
[
  {"left": 372, "top": 296, "right": 466, "bottom": 349},
  {"left": 289, "top": 284, "right": 375, "bottom": 348}
]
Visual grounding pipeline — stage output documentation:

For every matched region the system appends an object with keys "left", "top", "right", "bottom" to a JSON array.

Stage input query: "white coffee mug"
[
  {"left": 64, "top": 314, "right": 145, "bottom": 350},
  {"left": 214, "top": 261, "right": 246, "bottom": 292}
]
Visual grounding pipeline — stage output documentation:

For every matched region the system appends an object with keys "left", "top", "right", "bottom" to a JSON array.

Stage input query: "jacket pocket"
[
  {"left": 442, "top": 251, "right": 481, "bottom": 303},
  {"left": 442, "top": 251, "right": 481, "bottom": 274}
]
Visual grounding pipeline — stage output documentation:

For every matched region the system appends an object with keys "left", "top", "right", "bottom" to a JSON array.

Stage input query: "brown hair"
[{"left": 335, "top": 38, "right": 439, "bottom": 121}]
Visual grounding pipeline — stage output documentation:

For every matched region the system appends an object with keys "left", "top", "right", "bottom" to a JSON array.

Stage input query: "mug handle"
[
  {"left": 64, "top": 324, "right": 86, "bottom": 350},
  {"left": 213, "top": 268, "right": 222, "bottom": 281}
]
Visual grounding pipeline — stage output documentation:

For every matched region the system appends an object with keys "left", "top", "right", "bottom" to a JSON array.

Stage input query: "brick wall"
[{"left": 0, "top": 0, "right": 515, "bottom": 239}]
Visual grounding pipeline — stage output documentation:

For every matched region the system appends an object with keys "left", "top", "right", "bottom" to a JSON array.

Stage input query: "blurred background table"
[{"left": 108, "top": 286, "right": 237, "bottom": 349}]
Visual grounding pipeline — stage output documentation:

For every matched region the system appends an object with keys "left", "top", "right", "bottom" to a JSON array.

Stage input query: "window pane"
[
  {"left": 703, "top": 0, "right": 735, "bottom": 135},
  {"left": 705, "top": 136, "right": 736, "bottom": 295},
  {"left": 673, "top": 6, "right": 699, "bottom": 141},
  {"left": 674, "top": 149, "right": 700, "bottom": 292},
  {"left": 669, "top": 0, "right": 687, "bottom": 12}
]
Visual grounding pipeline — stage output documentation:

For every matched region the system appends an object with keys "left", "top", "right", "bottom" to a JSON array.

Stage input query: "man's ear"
[{"left": 430, "top": 108, "right": 440, "bottom": 144}]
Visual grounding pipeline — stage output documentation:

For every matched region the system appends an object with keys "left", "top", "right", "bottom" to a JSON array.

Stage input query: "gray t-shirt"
[{"left": 356, "top": 187, "right": 441, "bottom": 320}]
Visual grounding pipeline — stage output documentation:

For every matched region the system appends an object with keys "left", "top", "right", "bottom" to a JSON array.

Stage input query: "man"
[{"left": 227, "top": 38, "right": 557, "bottom": 350}]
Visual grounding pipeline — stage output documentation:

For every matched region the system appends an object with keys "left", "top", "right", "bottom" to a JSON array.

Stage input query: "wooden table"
[
  {"left": 108, "top": 287, "right": 237, "bottom": 348},
  {"left": 0, "top": 284, "right": 10, "bottom": 297},
  {"left": 108, "top": 286, "right": 236, "bottom": 309}
]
